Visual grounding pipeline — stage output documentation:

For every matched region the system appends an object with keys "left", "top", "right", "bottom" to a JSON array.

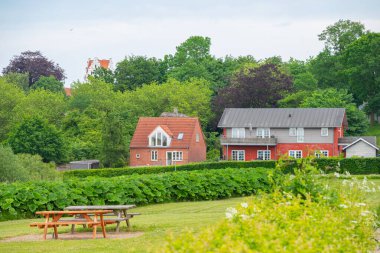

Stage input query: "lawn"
[{"left": 0, "top": 177, "right": 379, "bottom": 253}]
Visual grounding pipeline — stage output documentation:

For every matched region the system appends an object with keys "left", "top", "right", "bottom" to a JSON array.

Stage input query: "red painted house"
[
  {"left": 129, "top": 116, "right": 206, "bottom": 166},
  {"left": 218, "top": 108, "right": 350, "bottom": 160}
]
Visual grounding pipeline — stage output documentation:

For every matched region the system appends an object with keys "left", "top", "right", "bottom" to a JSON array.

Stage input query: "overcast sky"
[{"left": 1, "top": 0, "right": 380, "bottom": 86}]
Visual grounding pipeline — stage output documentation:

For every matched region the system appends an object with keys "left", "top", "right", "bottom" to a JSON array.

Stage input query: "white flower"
[
  {"left": 339, "top": 204, "right": 348, "bottom": 208},
  {"left": 225, "top": 212, "right": 233, "bottom": 219},
  {"left": 241, "top": 202, "right": 248, "bottom": 208},
  {"left": 355, "top": 203, "right": 366, "bottom": 207},
  {"left": 240, "top": 214, "right": 249, "bottom": 220},
  {"left": 225, "top": 207, "right": 238, "bottom": 219},
  {"left": 351, "top": 220, "right": 358, "bottom": 224},
  {"left": 334, "top": 172, "right": 340, "bottom": 178},
  {"left": 360, "top": 211, "right": 371, "bottom": 217}
]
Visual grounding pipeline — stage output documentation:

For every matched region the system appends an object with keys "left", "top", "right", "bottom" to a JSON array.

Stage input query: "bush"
[
  {"left": 63, "top": 160, "right": 275, "bottom": 179},
  {"left": 0, "top": 146, "right": 27, "bottom": 182},
  {"left": 339, "top": 158, "right": 380, "bottom": 174},
  {"left": 17, "top": 153, "right": 60, "bottom": 181},
  {"left": 0, "top": 167, "right": 271, "bottom": 220}
]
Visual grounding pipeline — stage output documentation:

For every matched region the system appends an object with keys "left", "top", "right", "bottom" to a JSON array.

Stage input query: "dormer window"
[
  {"left": 178, "top": 133, "right": 184, "bottom": 140},
  {"left": 149, "top": 126, "right": 171, "bottom": 147}
]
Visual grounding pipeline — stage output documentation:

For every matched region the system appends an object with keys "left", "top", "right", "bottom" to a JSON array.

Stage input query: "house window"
[
  {"left": 257, "top": 128, "right": 270, "bottom": 138},
  {"left": 196, "top": 133, "right": 200, "bottom": 142},
  {"left": 232, "top": 128, "right": 245, "bottom": 138},
  {"left": 258, "top": 150, "right": 271, "bottom": 160},
  {"left": 151, "top": 150, "right": 158, "bottom": 161},
  {"left": 289, "top": 128, "right": 297, "bottom": 136},
  {"left": 296, "top": 128, "right": 304, "bottom": 143},
  {"left": 289, "top": 150, "right": 302, "bottom": 159},
  {"left": 232, "top": 150, "right": 245, "bottom": 161},
  {"left": 315, "top": 150, "right": 329, "bottom": 158},
  {"left": 321, "top": 128, "right": 328, "bottom": 137},
  {"left": 178, "top": 133, "right": 184, "bottom": 140},
  {"left": 150, "top": 130, "right": 169, "bottom": 147},
  {"left": 173, "top": 151, "right": 183, "bottom": 161}
]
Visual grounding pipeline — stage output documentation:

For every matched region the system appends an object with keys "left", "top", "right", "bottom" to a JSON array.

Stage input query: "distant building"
[
  {"left": 85, "top": 57, "right": 113, "bottom": 81},
  {"left": 129, "top": 113, "right": 206, "bottom": 167},
  {"left": 64, "top": 87, "right": 71, "bottom": 96}
]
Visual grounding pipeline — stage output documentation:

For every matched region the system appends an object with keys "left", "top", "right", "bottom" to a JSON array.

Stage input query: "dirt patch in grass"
[{"left": 1, "top": 231, "right": 144, "bottom": 242}]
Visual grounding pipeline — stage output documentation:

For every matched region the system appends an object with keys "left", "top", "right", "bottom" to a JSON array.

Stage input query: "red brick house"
[
  {"left": 218, "top": 108, "right": 350, "bottom": 160},
  {"left": 129, "top": 116, "right": 206, "bottom": 166}
]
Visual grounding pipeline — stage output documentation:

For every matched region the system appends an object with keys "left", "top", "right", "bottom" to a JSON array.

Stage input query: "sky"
[{"left": 1, "top": 0, "right": 380, "bottom": 86}]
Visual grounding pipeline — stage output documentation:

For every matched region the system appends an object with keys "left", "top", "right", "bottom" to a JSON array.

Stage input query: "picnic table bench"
[
  {"left": 30, "top": 210, "right": 112, "bottom": 240},
  {"left": 64, "top": 205, "right": 140, "bottom": 232}
]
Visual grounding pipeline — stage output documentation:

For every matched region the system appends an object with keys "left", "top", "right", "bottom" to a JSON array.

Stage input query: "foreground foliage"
[
  {"left": 0, "top": 168, "right": 271, "bottom": 220},
  {"left": 164, "top": 161, "right": 378, "bottom": 253}
]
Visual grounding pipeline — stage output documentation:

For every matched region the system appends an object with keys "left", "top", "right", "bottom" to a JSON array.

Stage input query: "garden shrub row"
[
  {"left": 63, "top": 160, "right": 275, "bottom": 179},
  {"left": 0, "top": 167, "right": 271, "bottom": 220}
]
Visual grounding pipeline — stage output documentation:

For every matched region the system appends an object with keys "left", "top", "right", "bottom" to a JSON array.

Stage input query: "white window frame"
[
  {"left": 289, "top": 128, "right": 297, "bottom": 136},
  {"left": 289, "top": 150, "right": 302, "bottom": 159},
  {"left": 151, "top": 150, "right": 158, "bottom": 161},
  {"left": 315, "top": 150, "right": 329, "bottom": 158},
  {"left": 232, "top": 128, "right": 245, "bottom": 138},
  {"left": 196, "top": 133, "right": 200, "bottom": 142},
  {"left": 136, "top": 153, "right": 140, "bottom": 159},
  {"left": 172, "top": 151, "right": 183, "bottom": 161},
  {"left": 321, "top": 128, "right": 328, "bottom": 137},
  {"left": 232, "top": 150, "right": 245, "bottom": 161},
  {"left": 296, "top": 128, "right": 304, "bottom": 143},
  {"left": 257, "top": 150, "right": 271, "bottom": 160},
  {"left": 256, "top": 128, "right": 270, "bottom": 138},
  {"left": 178, "top": 133, "right": 184, "bottom": 140},
  {"left": 149, "top": 126, "right": 171, "bottom": 147}
]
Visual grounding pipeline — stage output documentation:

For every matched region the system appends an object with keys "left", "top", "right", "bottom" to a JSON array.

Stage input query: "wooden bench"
[{"left": 30, "top": 210, "right": 112, "bottom": 240}]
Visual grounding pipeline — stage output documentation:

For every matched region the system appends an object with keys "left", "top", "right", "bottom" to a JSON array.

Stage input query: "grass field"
[{"left": 0, "top": 178, "right": 379, "bottom": 253}]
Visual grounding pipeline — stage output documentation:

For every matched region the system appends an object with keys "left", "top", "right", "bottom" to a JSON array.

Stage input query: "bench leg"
[
  {"left": 53, "top": 225, "right": 58, "bottom": 239},
  {"left": 100, "top": 214, "right": 106, "bottom": 238},
  {"left": 43, "top": 215, "right": 49, "bottom": 240},
  {"left": 123, "top": 210, "right": 131, "bottom": 229},
  {"left": 92, "top": 214, "right": 97, "bottom": 239},
  {"left": 71, "top": 224, "right": 76, "bottom": 234},
  {"left": 115, "top": 221, "right": 120, "bottom": 233}
]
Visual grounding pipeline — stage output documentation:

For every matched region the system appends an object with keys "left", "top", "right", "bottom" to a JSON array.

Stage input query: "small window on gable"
[
  {"left": 178, "top": 133, "right": 184, "bottom": 140},
  {"left": 321, "top": 128, "right": 328, "bottom": 137},
  {"left": 196, "top": 133, "right": 200, "bottom": 142}
]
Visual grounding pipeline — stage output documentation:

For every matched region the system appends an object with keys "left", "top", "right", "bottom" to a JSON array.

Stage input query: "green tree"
[
  {"left": 114, "top": 55, "right": 164, "bottom": 91},
  {"left": 101, "top": 112, "right": 127, "bottom": 167},
  {"left": 300, "top": 88, "right": 368, "bottom": 135},
  {"left": 278, "top": 90, "right": 311, "bottom": 108},
  {"left": 13, "top": 89, "right": 67, "bottom": 127},
  {"left": 2, "top": 72, "right": 29, "bottom": 91},
  {"left": 284, "top": 59, "right": 318, "bottom": 91},
  {"left": 341, "top": 33, "right": 380, "bottom": 125},
  {"left": 0, "top": 78, "right": 25, "bottom": 141},
  {"left": 318, "top": 19, "right": 368, "bottom": 54},
  {"left": 7, "top": 117, "right": 65, "bottom": 163},
  {"left": 0, "top": 145, "right": 27, "bottom": 182},
  {"left": 91, "top": 66, "right": 115, "bottom": 84},
  {"left": 31, "top": 75, "right": 65, "bottom": 93}
]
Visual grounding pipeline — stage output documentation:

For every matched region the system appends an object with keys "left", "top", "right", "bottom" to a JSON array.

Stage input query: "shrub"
[
  {"left": 63, "top": 160, "right": 275, "bottom": 179},
  {"left": 0, "top": 145, "right": 27, "bottom": 182},
  {"left": 17, "top": 153, "right": 60, "bottom": 181},
  {"left": 0, "top": 167, "right": 271, "bottom": 220},
  {"left": 340, "top": 158, "right": 380, "bottom": 174}
]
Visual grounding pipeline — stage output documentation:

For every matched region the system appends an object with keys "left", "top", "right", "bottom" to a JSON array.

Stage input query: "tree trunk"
[{"left": 370, "top": 112, "right": 375, "bottom": 126}]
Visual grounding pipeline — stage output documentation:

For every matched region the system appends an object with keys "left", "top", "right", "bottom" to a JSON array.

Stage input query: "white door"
[{"left": 166, "top": 152, "right": 173, "bottom": 166}]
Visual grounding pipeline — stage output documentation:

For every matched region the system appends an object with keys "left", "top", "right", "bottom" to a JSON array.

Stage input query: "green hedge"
[
  {"left": 0, "top": 167, "right": 271, "bottom": 220},
  {"left": 63, "top": 161, "right": 275, "bottom": 179}
]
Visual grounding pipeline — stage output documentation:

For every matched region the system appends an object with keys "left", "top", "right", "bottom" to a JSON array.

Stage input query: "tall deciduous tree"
[
  {"left": 7, "top": 117, "right": 65, "bottom": 163},
  {"left": 2, "top": 72, "right": 29, "bottom": 91},
  {"left": 318, "top": 19, "right": 368, "bottom": 54},
  {"left": 300, "top": 88, "right": 368, "bottom": 135},
  {"left": 114, "top": 55, "right": 164, "bottom": 91},
  {"left": 91, "top": 66, "right": 115, "bottom": 84},
  {"left": 3, "top": 51, "right": 65, "bottom": 86},
  {"left": 212, "top": 63, "right": 293, "bottom": 126},
  {"left": 31, "top": 76, "right": 65, "bottom": 93},
  {"left": 341, "top": 33, "right": 380, "bottom": 125}
]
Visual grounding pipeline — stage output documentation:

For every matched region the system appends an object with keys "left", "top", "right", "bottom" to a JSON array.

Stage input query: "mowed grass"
[{"left": 0, "top": 177, "right": 379, "bottom": 253}]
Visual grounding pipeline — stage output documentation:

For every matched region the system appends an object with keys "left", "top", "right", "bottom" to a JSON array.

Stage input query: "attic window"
[{"left": 178, "top": 133, "right": 184, "bottom": 140}]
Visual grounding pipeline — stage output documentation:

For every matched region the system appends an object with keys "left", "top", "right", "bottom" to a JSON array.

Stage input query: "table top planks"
[
  {"left": 64, "top": 205, "right": 136, "bottom": 210},
  {"left": 36, "top": 210, "right": 113, "bottom": 215}
]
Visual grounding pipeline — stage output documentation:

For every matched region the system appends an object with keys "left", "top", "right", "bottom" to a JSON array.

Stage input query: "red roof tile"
[
  {"left": 130, "top": 117, "right": 200, "bottom": 148},
  {"left": 64, "top": 87, "right": 71, "bottom": 96}
]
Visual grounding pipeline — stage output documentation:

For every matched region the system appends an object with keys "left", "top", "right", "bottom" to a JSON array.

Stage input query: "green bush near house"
[
  {"left": 0, "top": 167, "right": 271, "bottom": 220},
  {"left": 63, "top": 160, "right": 275, "bottom": 179}
]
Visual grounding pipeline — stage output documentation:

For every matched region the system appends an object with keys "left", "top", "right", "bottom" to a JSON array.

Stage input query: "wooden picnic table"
[
  {"left": 31, "top": 210, "right": 113, "bottom": 240},
  {"left": 64, "top": 205, "right": 139, "bottom": 232}
]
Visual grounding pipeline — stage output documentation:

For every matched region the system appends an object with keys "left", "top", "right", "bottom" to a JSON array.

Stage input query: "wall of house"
[
  {"left": 223, "top": 145, "right": 276, "bottom": 160},
  {"left": 130, "top": 148, "right": 189, "bottom": 167},
  {"left": 188, "top": 121, "right": 207, "bottom": 162},
  {"left": 276, "top": 143, "right": 336, "bottom": 158},
  {"left": 345, "top": 141, "right": 377, "bottom": 158},
  {"left": 225, "top": 128, "right": 334, "bottom": 143}
]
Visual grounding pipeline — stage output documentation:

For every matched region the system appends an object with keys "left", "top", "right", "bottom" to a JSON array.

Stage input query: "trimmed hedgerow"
[
  {"left": 0, "top": 167, "right": 271, "bottom": 220},
  {"left": 339, "top": 158, "right": 380, "bottom": 174},
  {"left": 63, "top": 161, "right": 275, "bottom": 179}
]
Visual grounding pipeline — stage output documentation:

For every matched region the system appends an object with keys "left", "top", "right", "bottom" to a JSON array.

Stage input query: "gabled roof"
[
  {"left": 218, "top": 108, "right": 347, "bottom": 128},
  {"left": 64, "top": 87, "right": 71, "bottom": 96},
  {"left": 341, "top": 137, "right": 379, "bottom": 150},
  {"left": 130, "top": 117, "right": 200, "bottom": 148},
  {"left": 339, "top": 136, "right": 377, "bottom": 147},
  {"left": 87, "top": 59, "right": 111, "bottom": 69}
]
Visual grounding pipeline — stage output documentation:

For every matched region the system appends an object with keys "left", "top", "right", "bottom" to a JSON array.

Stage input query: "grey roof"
[
  {"left": 338, "top": 136, "right": 377, "bottom": 147},
  {"left": 218, "top": 108, "right": 346, "bottom": 128},
  {"left": 69, "top": 160, "right": 100, "bottom": 164}
]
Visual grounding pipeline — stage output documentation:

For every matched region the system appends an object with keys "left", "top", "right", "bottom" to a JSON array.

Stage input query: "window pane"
[
  {"left": 151, "top": 136, "right": 156, "bottom": 146},
  {"left": 162, "top": 135, "right": 167, "bottom": 146},
  {"left": 157, "top": 132, "right": 162, "bottom": 146}
]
